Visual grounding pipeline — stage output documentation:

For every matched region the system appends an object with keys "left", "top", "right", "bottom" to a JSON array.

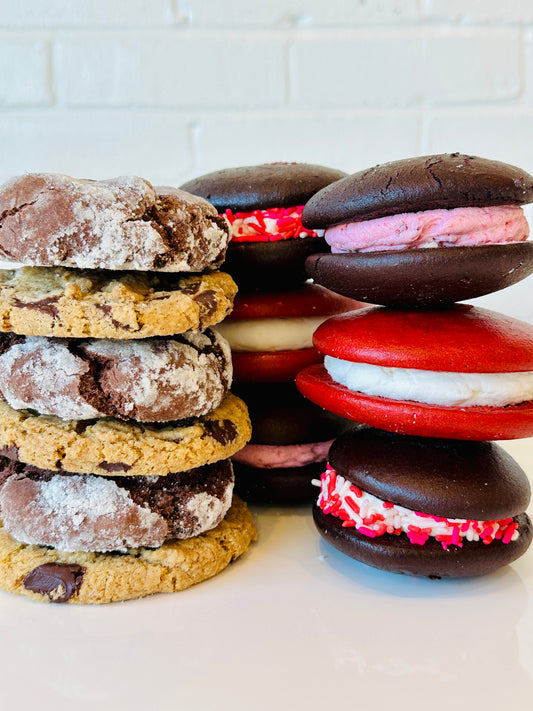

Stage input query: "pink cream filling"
[
  {"left": 325, "top": 205, "right": 529, "bottom": 253},
  {"left": 316, "top": 466, "right": 519, "bottom": 549},
  {"left": 232, "top": 440, "right": 333, "bottom": 469}
]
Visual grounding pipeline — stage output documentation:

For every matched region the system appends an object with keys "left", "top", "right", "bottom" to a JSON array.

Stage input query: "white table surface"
[{"left": 1, "top": 438, "right": 533, "bottom": 711}]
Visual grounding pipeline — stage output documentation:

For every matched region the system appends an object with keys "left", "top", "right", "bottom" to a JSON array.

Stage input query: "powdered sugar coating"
[
  {"left": 0, "top": 329, "right": 232, "bottom": 421},
  {"left": 0, "top": 474, "right": 168, "bottom": 552},
  {"left": 186, "top": 487, "right": 234, "bottom": 536},
  {"left": 0, "top": 337, "right": 100, "bottom": 419},
  {"left": 0, "top": 174, "right": 230, "bottom": 271},
  {"left": 0, "top": 459, "right": 235, "bottom": 552}
]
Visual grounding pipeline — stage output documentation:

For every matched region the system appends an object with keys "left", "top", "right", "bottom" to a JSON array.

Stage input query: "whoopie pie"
[
  {"left": 303, "top": 153, "right": 533, "bottom": 306},
  {"left": 181, "top": 163, "right": 346, "bottom": 290},
  {"left": 216, "top": 283, "right": 362, "bottom": 382},
  {"left": 296, "top": 304, "right": 533, "bottom": 440},
  {"left": 314, "top": 427, "right": 532, "bottom": 578},
  {"left": 231, "top": 382, "right": 353, "bottom": 503}
]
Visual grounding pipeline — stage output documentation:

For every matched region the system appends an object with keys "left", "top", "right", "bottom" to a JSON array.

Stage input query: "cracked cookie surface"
[
  {"left": 0, "top": 457, "right": 235, "bottom": 552},
  {"left": 0, "top": 174, "right": 230, "bottom": 272},
  {"left": 0, "top": 329, "right": 232, "bottom": 421},
  {"left": 0, "top": 392, "right": 251, "bottom": 477},
  {"left": 0, "top": 267, "right": 237, "bottom": 339},
  {"left": 0, "top": 496, "right": 256, "bottom": 604}
]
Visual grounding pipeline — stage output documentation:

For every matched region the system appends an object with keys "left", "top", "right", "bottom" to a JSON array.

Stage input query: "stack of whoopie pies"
[
  {"left": 296, "top": 154, "right": 533, "bottom": 577},
  {"left": 0, "top": 173, "right": 256, "bottom": 603},
  {"left": 182, "top": 164, "right": 361, "bottom": 503}
]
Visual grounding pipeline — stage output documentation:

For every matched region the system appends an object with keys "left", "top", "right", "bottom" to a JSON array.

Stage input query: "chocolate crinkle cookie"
[
  {"left": 0, "top": 174, "right": 230, "bottom": 271},
  {"left": 0, "top": 329, "right": 232, "bottom": 422},
  {"left": 0, "top": 456, "right": 234, "bottom": 552}
]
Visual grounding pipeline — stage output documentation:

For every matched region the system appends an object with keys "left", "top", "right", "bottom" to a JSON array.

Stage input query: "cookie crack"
[{"left": 0, "top": 200, "right": 39, "bottom": 230}]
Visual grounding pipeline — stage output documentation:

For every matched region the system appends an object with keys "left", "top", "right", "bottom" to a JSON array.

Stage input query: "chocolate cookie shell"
[
  {"left": 329, "top": 428, "right": 531, "bottom": 520},
  {"left": 306, "top": 242, "right": 533, "bottom": 306},
  {"left": 313, "top": 505, "right": 533, "bottom": 579},
  {"left": 223, "top": 235, "right": 327, "bottom": 291},
  {"left": 233, "top": 382, "right": 352, "bottom": 446},
  {"left": 181, "top": 163, "right": 347, "bottom": 212},
  {"left": 231, "top": 382, "right": 353, "bottom": 504},
  {"left": 234, "top": 460, "right": 324, "bottom": 504},
  {"left": 302, "top": 153, "right": 533, "bottom": 228},
  {"left": 0, "top": 456, "right": 234, "bottom": 552}
]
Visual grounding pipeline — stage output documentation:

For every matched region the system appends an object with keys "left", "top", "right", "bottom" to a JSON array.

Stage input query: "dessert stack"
[
  {"left": 296, "top": 154, "right": 533, "bottom": 577},
  {"left": 182, "top": 163, "right": 360, "bottom": 503},
  {"left": 0, "top": 173, "right": 256, "bottom": 603}
]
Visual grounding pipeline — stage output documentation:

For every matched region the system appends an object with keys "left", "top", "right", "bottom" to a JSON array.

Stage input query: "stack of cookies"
[
  {"left": 297, "top": 154, "right": 533, "bottom": 577},
  {"left": 0, "top": 173, "right": 256, "bottom": 603},
  {"left": 182, "top": 164, "right": 360, "bottom": 503}
]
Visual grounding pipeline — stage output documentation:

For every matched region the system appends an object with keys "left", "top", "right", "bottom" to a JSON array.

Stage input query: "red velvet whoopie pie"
[
  {"left": 296, "top": 304, "right": 533, "bottom": 440},
  {"left": 217, "top": 283, "right": 363, "bottom": 382}
]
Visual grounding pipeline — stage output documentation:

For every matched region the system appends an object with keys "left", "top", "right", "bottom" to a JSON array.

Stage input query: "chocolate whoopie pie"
[
  {"left": 303, "top": 153, "right": 533, "bottom": 306},
  {"left": 182, "top": 163, "right": 346, "bottom": 290},
  {"left": 313, "top": 428, "right": 533, "bottom": 578},
  {"left": 232, "top": 382, "right": 353, "bottom": 504},
  {"left": 216, "top": 283, "right": 362, "bottom": 382},
  {"left": 296, "top": 304, "right": 533, "bottom": 440}
]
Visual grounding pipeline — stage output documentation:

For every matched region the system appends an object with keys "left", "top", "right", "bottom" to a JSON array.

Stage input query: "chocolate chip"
[
  {"left": 0, "top": 444, "right": 19, "bottom": 461},
  {"left": 23, "top": 563, "right": 85, "bottom": 603},
  {"left": 13, "top": 296, "right": 60, "bottom": 318},
  {"left": 194, "top": 290, "right": 217, "bottom": 317},
  {"left": 98, "top": 461, "right": 132, "bottom": 472},
  {"left": 180, "top": 283, "right": 200, "bottom": 296},
  {"left": 94, "top": 304, "right": 132, "bottom": 331},
  {"left": 203, "top": 419, "right": 237, "bottom": 445}
]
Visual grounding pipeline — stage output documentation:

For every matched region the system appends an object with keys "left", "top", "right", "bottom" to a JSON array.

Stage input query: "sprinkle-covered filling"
[
  {"left": 316, "top": 466, "right": 519, "bottom": 549},
  {"left": 224, "top": 206, "right": 322, "bottom": 242}
]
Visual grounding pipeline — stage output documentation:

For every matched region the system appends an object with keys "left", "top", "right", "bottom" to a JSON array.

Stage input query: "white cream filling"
[
  {"left": 216, "top": 316, "right": 327, "bottom": 352},
  {"left": 324, "top": 356, "right": 533, "bottom": 407}
]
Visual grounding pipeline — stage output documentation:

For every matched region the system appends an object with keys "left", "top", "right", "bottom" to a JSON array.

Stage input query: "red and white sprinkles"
[
  {"left": 224, "top": 206, "right": 321, "bottom": 242},
  {"left": 316, "top": 466, "right": 519, "bottom": 549}
]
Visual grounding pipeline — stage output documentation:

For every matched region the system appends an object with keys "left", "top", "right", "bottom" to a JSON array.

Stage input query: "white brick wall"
[{"left": 0, "top": 0, "right": 533, "bottom": 319}]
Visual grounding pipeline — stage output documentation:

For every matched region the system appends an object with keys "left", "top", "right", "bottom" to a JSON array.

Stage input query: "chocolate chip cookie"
[
  {"left": 0, "top": 495, "right": 256, "bottom": 603},
  {"left": 0, "top": 391, "right": 251, "bottom": 477},
  {"left": 0, "top": 267, "right": 237, "bottom": 339}
]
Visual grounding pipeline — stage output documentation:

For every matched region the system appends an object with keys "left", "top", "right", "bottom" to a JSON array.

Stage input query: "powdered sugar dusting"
[
  {"left": 0, "top": 474, "right": 168, "bottom": 552},
  {"left": 185, "top": 482, "right": 233, "bottom": 537},
  {"left": 0, "top": 338, "right": 101, "bottom": 418},
  {"left": 85, "top": 328, "right": 232, "bottom": 419},
  {"left": 0, "top": 174, "right": 229, "bottom": 271}
]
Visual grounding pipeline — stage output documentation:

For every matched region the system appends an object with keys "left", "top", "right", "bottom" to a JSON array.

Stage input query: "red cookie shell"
[
  {"left": 228, "top": 284, "right": 363, "bottom": 321},
  {"left": 296, "top": 364, "right": 533, "bottom": 440},
  {"left": 233, "top": 349, "right": 322, "bottom": 382},
  {"left": 313, "top": 304, "right": 533, "bottom": 372}
]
